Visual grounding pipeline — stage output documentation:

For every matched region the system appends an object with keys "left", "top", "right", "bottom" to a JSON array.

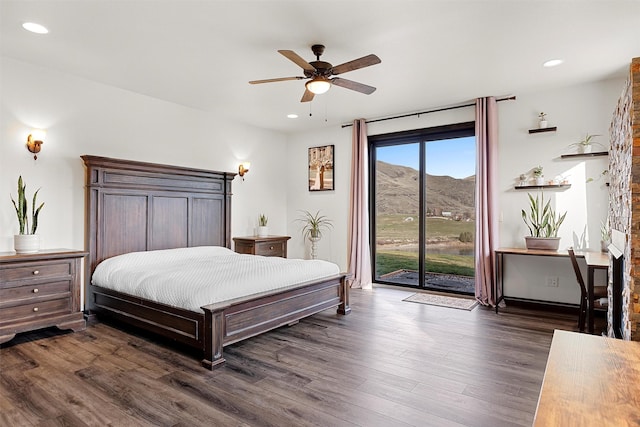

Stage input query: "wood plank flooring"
[{"left": 0, "top": 286, "right": 593, "bottom": 427}]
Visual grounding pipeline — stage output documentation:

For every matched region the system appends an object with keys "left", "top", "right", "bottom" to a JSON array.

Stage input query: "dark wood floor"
[{"left": 1, "top": 286, "right": 601, "bottom": 427}]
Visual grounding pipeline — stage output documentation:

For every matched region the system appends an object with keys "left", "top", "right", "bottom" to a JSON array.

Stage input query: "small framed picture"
[{"left": 308, "top": 144, "right": 334, "bottom": 191}]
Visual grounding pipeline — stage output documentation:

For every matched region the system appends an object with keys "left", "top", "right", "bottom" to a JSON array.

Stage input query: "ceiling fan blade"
[
  {"left": 331, "top": 54, "right": 381, "bottom": 75},
  {"left": 278, "top": 50, "right": 316, "bottom": 73},
  {"left": 249, "top": 76, "right": 305, "bottom": 84},
  {"left": 331, "top": 77, "right": 376, "bottom": 95},
  {"left": 301, "top": 88, "right": 315, "bottom": 102}
]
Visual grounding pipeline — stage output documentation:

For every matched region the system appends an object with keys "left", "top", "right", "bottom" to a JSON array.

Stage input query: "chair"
[{"left": 568, "top": 248, "right": 607, "bottom": 333}]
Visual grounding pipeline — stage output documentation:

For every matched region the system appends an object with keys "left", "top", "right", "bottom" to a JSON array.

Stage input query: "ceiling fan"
[{"left": 249, "top": 44, "right": 381, "bottom": 102}]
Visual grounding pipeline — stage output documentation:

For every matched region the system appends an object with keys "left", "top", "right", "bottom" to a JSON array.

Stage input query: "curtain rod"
[{"left": 341, "top": 95, "right": 516, "bottom": 128}]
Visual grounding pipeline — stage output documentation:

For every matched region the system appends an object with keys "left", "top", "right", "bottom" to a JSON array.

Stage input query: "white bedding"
[{"left": 91, "top": 246, "right": 340, "bottom": 313}]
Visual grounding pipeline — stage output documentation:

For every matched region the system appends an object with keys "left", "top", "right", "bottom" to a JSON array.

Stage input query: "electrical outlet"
[{"left": 546, "top": 276, "right": 559, "bottom": 287}]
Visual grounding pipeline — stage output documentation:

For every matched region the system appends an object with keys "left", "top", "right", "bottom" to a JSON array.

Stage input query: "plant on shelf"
[
  {"left": 569, "top": 133, "right": 602, "bottom": 154},
  {"left": 10, "top": 176, "right": 44, "bottom": 253},
  {"left": 521, "top": 192, "right": 567, "bottom": 250},
  {"left": 256, "top": 213, "right": 269, "bottom": 237},
  {"left": 532, "top": 165, "right": 544, "bottom": 185},
  {"left": 297, "top": 210, "right": 333, "bottom": 259},
  {"left": 538, "top": 112, "right": 548, "bottom": 128}
]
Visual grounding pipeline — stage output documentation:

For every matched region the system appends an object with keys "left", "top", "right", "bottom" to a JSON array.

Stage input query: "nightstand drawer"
[
  {"left": 0, "top": 298, "right": 71, "bottom": 325},
  {"left": 0, "top": 261, "right": 71, "bottom": 283},
  {"left": 233, "top": 236, "right": 290, "bottom": 258},
  {"left": 254, "top": 241, "right": 285, "bottom": 257},
  {"left": 0, "top": 280, "right": 71, "bottom": 304}
]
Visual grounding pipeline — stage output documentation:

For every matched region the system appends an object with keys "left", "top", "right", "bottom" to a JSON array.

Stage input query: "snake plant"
[
  {"left": 10, "top": 176, "right": 44, "bottom": 235},
  {"left": 521, "top": 192, "right": 566, "bottom": 238}
]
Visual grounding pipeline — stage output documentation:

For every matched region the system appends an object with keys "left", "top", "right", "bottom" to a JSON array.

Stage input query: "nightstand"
[
  {"left": 0, "top": 249, "right": 87, "bottom": 344},
  {"left": 233, "top": 236, "right": 291, "bottom": 258}
]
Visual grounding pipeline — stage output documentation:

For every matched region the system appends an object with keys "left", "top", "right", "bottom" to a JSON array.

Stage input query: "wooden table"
[
  {"left": 494, "top": 248, "right": 609, "bottom": 333},
  {"left": 534, "top": 330, "right": 640, "bottom": 426}
]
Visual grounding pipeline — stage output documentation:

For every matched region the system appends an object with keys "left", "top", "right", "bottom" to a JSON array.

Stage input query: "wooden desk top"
[
  {"left": 534, "top": 330, "right": 640, "bottom": 426},
  {"left": 496, "top": 248, "right": 609, "bottom": 267}
]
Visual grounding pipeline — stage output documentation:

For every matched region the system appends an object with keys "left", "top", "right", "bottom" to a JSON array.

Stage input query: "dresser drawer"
[
  {"left": 0, "top": 298, "right": 72, "bottom": 325},
  {"left": 0, "top": 280, "right": 71, "bottom": 305},
  {"left": 0, "top": 261, "right": 71, "bottom": 283},
  {"left": 254, "top": 241, "right": 285, "bottom": 257}
]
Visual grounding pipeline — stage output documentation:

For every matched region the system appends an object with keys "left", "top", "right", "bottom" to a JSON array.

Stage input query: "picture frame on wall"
[{"left": 308, "top": 144, "right": 334, "bottom": 191}]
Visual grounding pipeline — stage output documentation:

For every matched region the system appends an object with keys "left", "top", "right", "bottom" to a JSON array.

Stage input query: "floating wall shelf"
[
  {"left": 528, "top": 127, "right": 557, "bottom": 134},
  {"left": 514, "top": 184, "right": 571, "bottom": 191},
  {"left": 560, "top": 151, "right": 608, "bottom": 159}
]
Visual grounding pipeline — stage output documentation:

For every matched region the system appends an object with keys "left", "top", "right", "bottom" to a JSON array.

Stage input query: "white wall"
[
  {"left": 0, "top": 57, "right": 289, "bottom": 256},
  {"left": 498, "top": 78, "right": 622, "bottom": 302},
  {"left": 286, "top": 78, "right": 623, "bottom": 304}
]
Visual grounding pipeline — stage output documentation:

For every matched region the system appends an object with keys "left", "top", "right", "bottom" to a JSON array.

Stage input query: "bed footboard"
[{"left": 201, "top": 274, "right": 349, "bottom": 369}]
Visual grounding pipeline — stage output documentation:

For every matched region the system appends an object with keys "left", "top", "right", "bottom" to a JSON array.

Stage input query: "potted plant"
[
  {"left": 297, "top": 210, "right": 333, "bottom": 259},
  {"left": 10, "top": 176, "right": 44, "bottom": 253},
  {"left": 521, "top": 192, "right": 566, "bottom": 250},
  {"left": 570, "top": 133, "right": 602, "bottom": 154},
  {"left": 538, "top": 112, "right": 548, "bottom": 129},
  {"left": 256, "top": 213, "right": 269, "bottom": 237},
  {"left": 532, "top": 166, "right": 544, "bottom": 186},
  {"left": 600, "top": 218, "right": 610, "bottom": 253}
]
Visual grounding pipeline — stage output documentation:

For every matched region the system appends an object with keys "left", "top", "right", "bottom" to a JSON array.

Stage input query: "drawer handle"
[
  {"left": 33, "top": 270, "right": 40, "bottom": 275},
  {"left": 33, "top": 288, "right": 39, "bottom": 293},
  {"left": 270, "top": 246, "right": 274, "bottom": 250},
  {"left": 33, "top": 307, "right": 39, "bottom": 312}
]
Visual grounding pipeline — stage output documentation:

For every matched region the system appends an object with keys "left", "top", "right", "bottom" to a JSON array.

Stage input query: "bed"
[{"left": 82, "top": 155, "right": 349, "bottom": 369}]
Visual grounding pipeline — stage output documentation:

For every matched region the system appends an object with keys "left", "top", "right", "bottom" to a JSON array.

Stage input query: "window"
[{"left": 369, "top": 122, "right": 476, "bottom": 294}]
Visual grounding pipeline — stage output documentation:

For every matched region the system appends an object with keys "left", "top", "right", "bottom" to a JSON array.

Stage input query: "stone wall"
[{"left": 608, "top": 57, "right": 640, "bottom": 341}]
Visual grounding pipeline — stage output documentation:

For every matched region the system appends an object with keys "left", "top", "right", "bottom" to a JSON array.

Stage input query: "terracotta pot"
[{"left": 525, "top": 236, "right": 560, "bottom": 251}]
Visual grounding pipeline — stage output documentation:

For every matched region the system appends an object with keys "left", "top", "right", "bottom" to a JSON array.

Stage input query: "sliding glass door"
[{"left": 370, "top": 122, "right": 476, "bottom": 294}]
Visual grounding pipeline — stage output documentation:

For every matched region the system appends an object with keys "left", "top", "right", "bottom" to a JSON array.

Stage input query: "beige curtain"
[
  {"left": 348, "top": 119, "right": 373, "bottom": 289},
  {"left": 475, "top": 97, "right": 499, "bottom": 306}
]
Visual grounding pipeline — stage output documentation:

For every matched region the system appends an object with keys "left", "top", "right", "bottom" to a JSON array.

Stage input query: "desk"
[
  {"left": 494, "top": 248, "right": 609, "bottom": 333},
  {"left": 533, "top": 330, "right": 640, "bottom": 426}
]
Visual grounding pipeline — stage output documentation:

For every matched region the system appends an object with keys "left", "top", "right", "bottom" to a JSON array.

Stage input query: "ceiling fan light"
[{"left": 306, "top": 78, "right": 331, "bottom": 95}]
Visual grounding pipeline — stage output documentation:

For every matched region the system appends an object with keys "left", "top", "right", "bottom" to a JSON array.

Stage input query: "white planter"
[
  {"left": 14, "top": 234, "right": 40, "bottom": 254},
  {"left": 539, "top": 120, "right": 548, "bottom": 129},
  {"left": 256, "top": 226, "right": 269, "bottom": 237},
  {"left": 535, "top": 176, "right": 545, "bottom": 186},
  {"left": 525, "top": 236, "right": 560, "bottom": 251},
  {"left": 578, "top": 144, "right": 592, "bottom": 154}
]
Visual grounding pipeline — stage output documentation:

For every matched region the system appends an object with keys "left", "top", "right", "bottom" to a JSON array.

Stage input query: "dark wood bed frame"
[{"left": 82, "top": 155, "right": 349, "bottom": 369}]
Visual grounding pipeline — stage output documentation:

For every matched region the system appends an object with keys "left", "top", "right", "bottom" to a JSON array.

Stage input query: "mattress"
[{"left": 91, "top": 246, "right": 341, "bottom": 313}]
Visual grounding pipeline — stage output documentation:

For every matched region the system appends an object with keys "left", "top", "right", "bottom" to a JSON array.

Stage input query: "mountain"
[{"left": 375, "top": 161, "right": 475, "bottom": 217}]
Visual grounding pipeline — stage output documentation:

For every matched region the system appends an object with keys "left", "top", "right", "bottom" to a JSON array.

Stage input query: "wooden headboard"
[{"left": 82, "top": 155, "right": 235, "bottom": 279}]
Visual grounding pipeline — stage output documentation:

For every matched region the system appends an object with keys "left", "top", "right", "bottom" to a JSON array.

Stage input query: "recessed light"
[
  {"left": 22, "top": 22, "right": 49, "bottom": 34},
  {"left": 287, "top": 114, "right": 298, "bottom": 119},
  {"left": 543, "top": 59, "right": 563, "bottom": 68}
]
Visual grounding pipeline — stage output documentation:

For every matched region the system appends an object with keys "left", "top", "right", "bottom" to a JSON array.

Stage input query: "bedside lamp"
[{"left": 26, "top": 129, "right": 46, "bottom": 160}]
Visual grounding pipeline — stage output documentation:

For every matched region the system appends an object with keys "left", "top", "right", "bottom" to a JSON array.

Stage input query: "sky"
[{"left": 376, "top": 136, "right": 476, "bottom": 179}]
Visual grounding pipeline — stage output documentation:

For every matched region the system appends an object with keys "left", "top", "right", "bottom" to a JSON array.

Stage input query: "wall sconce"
[
  {"left": 238, "top": 162, "right": 250, "bottom": 180},
  {"left": 26, "top": 129, "right": 46, "bottom": 160}
]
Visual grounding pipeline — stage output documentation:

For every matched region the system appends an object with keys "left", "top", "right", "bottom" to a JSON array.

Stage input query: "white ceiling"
[{"left": 1, "top": 1, "right": 639, "bottom": 134}]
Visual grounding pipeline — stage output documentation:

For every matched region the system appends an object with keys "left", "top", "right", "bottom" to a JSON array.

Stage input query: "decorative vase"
[
  {"left": 524, "top": 236, "right": 560, "bottom": 251},
  {"left": 14, "top": 234, "right": 40, "bottom": 254},
  {"left": 309, "top": 236, "right": 321, "bottom": 260},
  {"left": 256, "top": 226, "right": 268, "bottom": 237}
]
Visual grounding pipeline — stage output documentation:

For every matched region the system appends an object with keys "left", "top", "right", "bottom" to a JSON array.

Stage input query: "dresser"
[
  {"left": 233, "top": 236, "right": 291, "bottom": 258},
  {"left": 0, "top": 249, "right": 87, "bottom": 344}
]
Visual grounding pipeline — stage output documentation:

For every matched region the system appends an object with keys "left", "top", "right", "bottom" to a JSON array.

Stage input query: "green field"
[{"left": 375, "top": 215, "right": 475, "bottom": 278}]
